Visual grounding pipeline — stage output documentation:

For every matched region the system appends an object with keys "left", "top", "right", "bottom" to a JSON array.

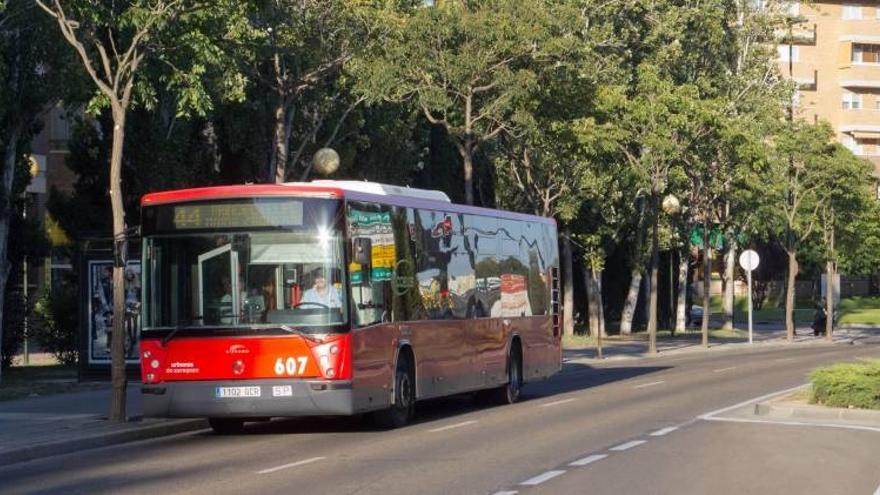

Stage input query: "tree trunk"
[
  {"left": 675, "top": 247, "right": 688, "bottom": 333},
  {"left": 619, "top": 199, "right": 647, "bottom": 335},
  {"left": 562, "top": 230, "right": 574, "bottom": 338},
  {"left": 586, "top": 266, "right": 601, "bottom": 337},
  {"left": 785, "top": 249, "right": 798, "bottom": 342},
  {"left": 647, "top": 191, "right": 659, "bottom": 354},
  {"left": 701, "top": 217, "right": 711, "bottom": 347},
  {"left": 722, "top": 241, "right": 736, "bottom": 331},
  {"left": 825, "top": 221, "right": 834, "bottom": 342},
  {"left": 272, "top": 95, "right": 289, "bottom": 183},
  {"left": 0, "top": 123, "right": 22, "bottom": 384},
  {"left": 462, "top": 147, "right": 474, "bottom": 206},
  {"left": 109, "top": 106, "right": 129, "bottom": 422},
  {"left": 597, "top": 270, "right": 606, "bottom": 338},
  {"left": 585, "top": 266, "right": 603, "bottom": 358}
]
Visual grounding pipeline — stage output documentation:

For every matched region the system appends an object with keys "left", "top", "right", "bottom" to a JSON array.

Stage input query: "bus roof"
[{"left": 141, "top": 181, "right": 555, "bottom": 225}]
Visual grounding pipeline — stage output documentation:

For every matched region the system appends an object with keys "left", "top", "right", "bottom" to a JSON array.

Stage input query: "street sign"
[
  {"left": 739, "top": 249, "right": 760, "bottom": 272},
  {"left": 738, "top": 249, "right": 759, "bottom": 344}
]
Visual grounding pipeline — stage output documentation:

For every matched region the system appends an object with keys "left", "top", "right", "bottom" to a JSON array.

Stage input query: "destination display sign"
[{"left": 146, "top": 200, "right": 304, "bottom": 231}]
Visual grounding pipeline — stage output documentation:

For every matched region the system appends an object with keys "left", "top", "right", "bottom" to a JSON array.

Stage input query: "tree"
[
  {"left": 0, "top": 0, "right": 69, "bottom": 382},
  {"left": 38, "top": 0, "right": 246, "bottom": 420},
  {"left": 763, "top": 120, "right": 840, "bottom": 341},
  {"left": 359, "top": 0, "right": 569, "bottom": 205},
  {"left": 247, "top": 0, "right": 376, "bottom": 182}
]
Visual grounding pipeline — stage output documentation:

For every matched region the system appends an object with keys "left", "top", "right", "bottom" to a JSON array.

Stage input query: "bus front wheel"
[
  {"left": 374, "top": 354, "right": 415, "bottom": 429},
  {"left": 209, "top": 417, "right": 244, "bottom": 435}
]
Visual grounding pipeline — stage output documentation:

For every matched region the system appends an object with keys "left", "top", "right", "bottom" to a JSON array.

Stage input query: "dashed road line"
[
  {"left": 520, "top": 470, "right": 566, "bottom": 486},
  {"left": 492, "top": 491, "right": 518, "bottom": 495},
  {"left": 873, "top": 481, "right": 880, "bottom": 495},
  {"left": 569, "top": 454, "right": 607, "bottom": 466},
  {"left": 634, "top": 381, "right": 665, "bottom": 389},
  {"left": 713, "top": 366, "right": 737, "bottom": 373},
  {"left": 257, "top": 456, "right": 325, "bottom": 474},
  {"left": 774, "top": 357, "right": 795, "bottom": 363},
  {"left": 609, "top": 440, "right": 647, "bottom": 451},
  {"left": 540, "top": 398, "right": 577, "bottom": 408},
  {"left": 649, "top": 426, "right": 678, "bottom": 436},
  {"left": 428, "top": 420, "right": 478, "bottom": 433}
]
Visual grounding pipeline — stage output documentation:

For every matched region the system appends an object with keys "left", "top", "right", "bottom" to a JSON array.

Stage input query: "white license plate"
[
  {"left": 215, "top": 386, "right": 261, "bottom": 398},
  {"left": 272, "top": 385, "right": 293, "bottom": 397}
]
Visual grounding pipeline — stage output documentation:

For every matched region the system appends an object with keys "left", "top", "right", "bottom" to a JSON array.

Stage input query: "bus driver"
[{"left": 300, "top": 268, "right": 342, "bottom": 309}]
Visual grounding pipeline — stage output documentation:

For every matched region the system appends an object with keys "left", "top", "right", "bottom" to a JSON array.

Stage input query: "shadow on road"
[{"left": 237, "top": 362, "right": 671, "bottom": 435}]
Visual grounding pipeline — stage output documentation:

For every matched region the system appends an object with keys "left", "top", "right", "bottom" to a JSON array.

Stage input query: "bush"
[
  {"left": 1, "top": 288, "right": 28, "bottom": 369},
  {"left": 33, "top": 284, "right": 79, "bottom": 366},
  {"left": 809, "top": 360, "right": 880, "bottom": 410}
]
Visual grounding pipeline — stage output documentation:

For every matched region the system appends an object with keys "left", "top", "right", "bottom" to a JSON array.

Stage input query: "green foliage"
[
  {"left": 34, "top": 283, "right": 79, "bottom": 366},
  {"left": 810, "top": 360, "right": 880, "bottom": 410},
  {"left": 1, "top": 287, "right": 27, "bottom": 369}
]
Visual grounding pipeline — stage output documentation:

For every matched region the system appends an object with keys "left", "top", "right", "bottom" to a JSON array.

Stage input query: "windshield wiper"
[
  {"left": 279, "top": 325, "right": 321, "bottom": 343},
  {"left": 162, "top": 317, "right": 205, "bottom": 346}
]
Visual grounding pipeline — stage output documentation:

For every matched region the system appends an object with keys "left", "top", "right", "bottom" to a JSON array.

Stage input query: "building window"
[
  {"left": 842, "top": 4, "right": 862, "bottom": 19},
  {"left": 842, "top": 91, "right": 862, "bottom": 110},
  {"left": 852, "top": 43, "right": 880, "bottom": 63},
  {"left": 866, "top": 139, "right": 880, "bottom": 156},
  {"left": 777, "top": 45, "right": 799, "bottom": 62}
]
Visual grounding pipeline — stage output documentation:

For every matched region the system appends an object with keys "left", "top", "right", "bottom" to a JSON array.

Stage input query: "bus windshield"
[{"left": 142, "top": 199, "right": 347, "bottom": 331}]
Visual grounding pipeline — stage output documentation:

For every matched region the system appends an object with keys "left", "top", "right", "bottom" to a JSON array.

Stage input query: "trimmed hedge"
[{"left": 809, "top": 360, "right": 880, "bottom": 410}]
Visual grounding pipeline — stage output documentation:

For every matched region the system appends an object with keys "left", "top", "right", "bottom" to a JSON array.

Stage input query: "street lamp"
[{"left": 662, "top": 194, "right": 681, "bottom": 333}]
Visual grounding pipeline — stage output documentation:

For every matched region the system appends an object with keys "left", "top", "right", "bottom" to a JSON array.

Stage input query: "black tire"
[
  {"left": 209, "top": 417, "right": 244, "bottom": 435},
  {"left": 494, "top": 344, "right": 522, "bottom": 405},
  {"left": 373, "top": 353, "right": 415, "bottom": 429}
]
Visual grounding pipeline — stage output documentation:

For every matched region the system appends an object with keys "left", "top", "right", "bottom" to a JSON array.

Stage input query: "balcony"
[{"left": 777, "top": 23, "right": 817, "bottom": 45}]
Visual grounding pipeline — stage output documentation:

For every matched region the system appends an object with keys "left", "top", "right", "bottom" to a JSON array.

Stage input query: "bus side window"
[{"left": 348, "top": 201, "right": 393, "bottom": 327}]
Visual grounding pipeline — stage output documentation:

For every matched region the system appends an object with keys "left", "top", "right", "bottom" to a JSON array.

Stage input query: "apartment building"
[{"left": 783, "top": 1, "right": 880, "bottom": 183}]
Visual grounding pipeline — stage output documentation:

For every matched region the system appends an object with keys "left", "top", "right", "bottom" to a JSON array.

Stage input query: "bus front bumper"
[{"left": 142, "top": 379, "right": 355, "bottom": 418}]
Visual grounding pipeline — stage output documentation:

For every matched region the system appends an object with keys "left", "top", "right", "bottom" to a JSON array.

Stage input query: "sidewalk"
[
  {"left": 0, "top": 384, "right": 206, "bottom": 467},
  {"left": 1, "top": 323, "right": 877, "bottom": 468},
  {"left": 563, "top": 323, "right": 880, "bottom": 362}
]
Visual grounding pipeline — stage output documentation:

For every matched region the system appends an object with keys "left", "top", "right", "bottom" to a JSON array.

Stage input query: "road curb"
[
  {"left": 754, "top": 402, "right": 880, "bottom": 424},
  {"left": 0, "top": 418, "right": 208, "bottom": 467}
]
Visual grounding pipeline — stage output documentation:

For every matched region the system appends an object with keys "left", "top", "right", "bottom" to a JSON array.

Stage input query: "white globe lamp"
[{"left": 312, "top": 148, "right": 340, "bottom": 176}]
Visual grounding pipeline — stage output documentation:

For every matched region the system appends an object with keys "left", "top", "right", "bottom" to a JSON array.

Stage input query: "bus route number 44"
[{"left": 275, "top": 357, "right": 308, "bottom": 376}]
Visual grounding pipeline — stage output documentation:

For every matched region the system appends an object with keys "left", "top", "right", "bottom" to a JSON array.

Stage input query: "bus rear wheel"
[
  {"left": 209, "top": 417, "right": 244, "bottom": 435},
  {"left": 495, "top": 345, "right": 522, "bottom": 404},
  {"left": 373, "top": 354, "right": 415, "bottom": 429}
]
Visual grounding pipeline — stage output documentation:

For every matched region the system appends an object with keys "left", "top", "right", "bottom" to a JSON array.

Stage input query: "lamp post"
[{"left": 661, "top": 194, "right": 681, "bottom": 334}]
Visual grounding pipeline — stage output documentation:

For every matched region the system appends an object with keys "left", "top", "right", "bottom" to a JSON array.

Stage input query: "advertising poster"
[
  {"left": 348, "top": 210, "right": 396, "bottom": 281},
  {"left": 88, "top": 260, "right": 141, "bottom": 364}
]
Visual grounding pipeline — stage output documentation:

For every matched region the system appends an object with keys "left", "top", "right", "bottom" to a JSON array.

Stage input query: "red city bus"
[{"left": 139, "top": 181, "right": 561, "bottom": 433}]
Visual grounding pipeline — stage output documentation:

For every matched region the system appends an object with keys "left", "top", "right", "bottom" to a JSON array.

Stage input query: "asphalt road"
[{"left": 3, "top": 340, "right": 879, "bottom": 495}]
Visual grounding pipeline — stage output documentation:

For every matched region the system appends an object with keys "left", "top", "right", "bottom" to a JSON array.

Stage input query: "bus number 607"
[{"left": 274, "top": 357, "right": 308, "bottom": 376}]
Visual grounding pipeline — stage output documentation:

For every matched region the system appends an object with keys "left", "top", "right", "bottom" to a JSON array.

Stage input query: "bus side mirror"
[{"left": 354, "top": 238, "right": 372, "bottom": 266}]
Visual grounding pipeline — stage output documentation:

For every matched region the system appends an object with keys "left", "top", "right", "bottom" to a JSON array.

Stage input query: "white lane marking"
[
  {"left": 873, "top": 481, "right": 880, "bottom": 495},
  {"left": 428, "top": 420, "right": 478, "bottom": 433},
  {"left": 634, "top": 381, "right": 665, "bottom": 389},
  {"left": 649, "top": 426, "right": 678, "bottom": 436},
  {"left": 609, "top": 440, "right": 647, "bottom": 451},
  {"left": 713, "top": 366, "right": 737, "bottom": 373},
  {"left": 492, "top": 492, "right": 518, "bottom": 495},
  {"left": 540, "top": 398, "right": 577, "bottom": 408},
  {"left": 702, "top": 415, "right": 880, "bottom": 433},
  {"left": 775, "top": 357, "right": 795, "bottom": 363},
  {"left": 569, "top": 454, "right": 607, "bottom": 466},
  {"left": 699, "top": 384, "right": 808, "bottom": 419},
  {"left": 257, "top": 456, "right": 325, "bottom": 474},
  {"left": 520, "top": 470, "right": 566, "bottom": 486}
]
